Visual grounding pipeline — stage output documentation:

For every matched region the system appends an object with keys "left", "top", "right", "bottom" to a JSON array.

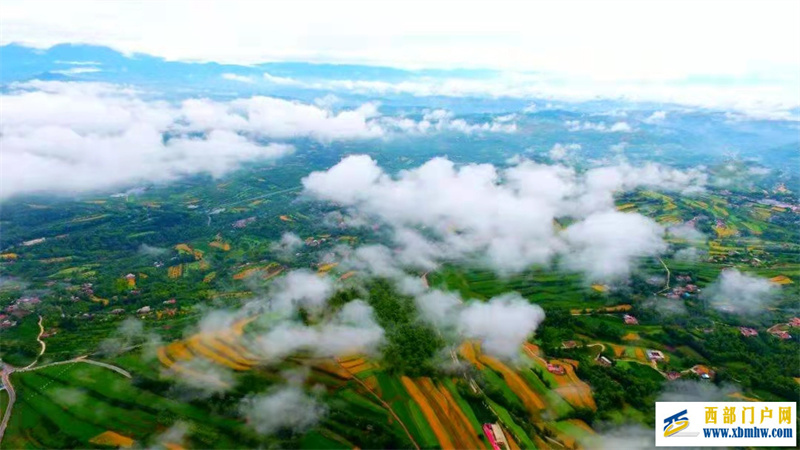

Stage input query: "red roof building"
[
  {"left": 770, "top": 330, "right": 792, "bottom": 340},
  {"left": 739, "top": 327, "right": 758, "bottom": 337}
]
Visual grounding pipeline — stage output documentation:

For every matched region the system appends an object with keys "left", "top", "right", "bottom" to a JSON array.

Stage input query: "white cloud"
[
  {"left": 560, "top": 211, "right": 666, "bottom": 281},
  {"left": 2, "top": 1, "right": 798, "bottom": 115},
  {"left": 413, "top": 289, "right": 545, "bottom": 359},
  {"left": 548, "top": 143, "right": 581, "bottom": 161},
  {"left": 303, "top": 155, "right": 706, "bottom": 280},
  {"left": 240, "top": 386, "right": 325, "bottom": 435},
  {"left": 643, "top": 110, "right": 667, "bottom": 123},
  {"left": 1, "top": 81, "right": 509, "bottom": 199},
  {"left": 457, "top": 293, "right": 545, "bottom": 359},
  {"left": 51, "top": 67, "right": 101, "bottom": 75},
  {"left": 253, "top": 300, "right": 385, "bottom": 361},
  {"left": 222, "top": 73, "right": 255, "bottom": 83},
  {"left": 270, "top": 232, "right": 303, "bottom": 258},
  {"left": 706, "top": 269, "right": 778, "bottom": 315},
  {"left": 565, "top": 120, "right": 633, "bottom": 133},
  {"left": 673, "top": 247, "right": 706, "bottom": 262},
  {"left": 667, "top": 223, "right": 706, "bottom": 242},
  {"left": 269, "top": 270, "right": 335, "bottom": 316},
  {"left": 0, "top": 82, "right": 294, "bottom": 199},
  {"left": 263, "top": 72, "right": 303, "bottom": 86}
]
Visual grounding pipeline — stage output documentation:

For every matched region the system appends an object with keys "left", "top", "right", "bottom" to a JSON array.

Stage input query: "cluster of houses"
[
  {"left": 2, "top": 297, "right": 41, "bottom": 327},
  {"left": 232, "top": 216, "right": 256, "bottom": 229},
  {"left": 665, "top": 283, "right": 699, "bottom": 300},
  {"left": 739, "top": 327, "right": 758, "bottom": 337},
  {"left": 623, "top": 314, "right": 638, "bottom": 325},
  {"left": 304, "top": 236, "right": 330, "bottom": 247},
  {"left": 546, "top": 362, "right": 566, "bottom": 375},
  {"left": 740, "top": 321, "right": 798, "bottom": 340},
  {"left": 110, "top": 299, "right": 180, "bottom": 319}
]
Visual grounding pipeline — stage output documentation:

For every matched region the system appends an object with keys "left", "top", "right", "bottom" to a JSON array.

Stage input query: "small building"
[
  {"left": 483, "top": 424, "right": 509, "bottom": 450},
  {"left": 770, "top": 330, "right": 792, "bottom": 340},
  {"left": 685, "top": 284, "right": 699, "bottom": 293},
  {"left": 562, "top": 340, "right": 578, "bottom": 349},
  {"left": 789, "top": 317, "right": 800, "bottom": 327},
  {"left": 739, "top": 327, "right": 758, "bottom": 337},
  {"left": 547, "top": 363, "right": 566, "bottom": 375},
  {"left": 623, "top": 314, "right": 639, "bottom": 325},
  {"left": 163, "top": 298, "right": 177, "bottom": 305},
  {"left": 136, "top": 306, "right": 151, "bottom": 314},
  {"left": 691, "top": 365, "right": 715, "bottom": 380},
  {"left": 646, "top": 349, "right": 665, "bottom": 361},
  {"left": 110, "top": 308, "right": 125, "bottom": 315},
  {"left": 597, "top": 356, "right": 613, "bottom": 367},
  {"left": 666, "top": 371, "right": 681, "bottom": 380}
]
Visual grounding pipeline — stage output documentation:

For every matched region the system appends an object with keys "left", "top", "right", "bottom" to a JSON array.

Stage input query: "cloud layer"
[
  {"left": 706, "top": 269, "right": 778, "bottom": 314},
  {"left": 0, "top": 81, "right": 515, "bottom": 200},
  {"left": 303, "top": 155, "right": 706, "bottom": 280}
]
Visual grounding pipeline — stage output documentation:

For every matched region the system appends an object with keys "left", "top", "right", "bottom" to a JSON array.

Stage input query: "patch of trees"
[{"left": 365, "top": 279, "right": 444, "bottom": 377}]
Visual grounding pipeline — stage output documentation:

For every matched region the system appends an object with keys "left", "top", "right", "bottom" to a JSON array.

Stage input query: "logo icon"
[{"left": 664, "top": 409, "right": 698, "bottom": 437}]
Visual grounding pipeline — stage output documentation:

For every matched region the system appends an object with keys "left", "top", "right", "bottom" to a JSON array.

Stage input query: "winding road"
[{"left": 0, "top": 315, "right": 131, "bottom": 445}]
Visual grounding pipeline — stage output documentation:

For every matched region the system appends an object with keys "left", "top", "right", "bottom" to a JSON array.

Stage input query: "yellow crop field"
[
  {"left": 590, "top": 284, "right": 608, "bottom": 292},
  {"left": 90, "top": 295, "right": 109, "bottom": 306},
  {"left": 523, "top": 342, "right": 542, "bottom": 358},
  {"left": 0, "top": 253, "right": 18, "bottom": 260},
  {"left": 339, "top": 271, "right": 357, "bottom": 280},
  {"left": 186, "top": 335, "right": 252, "bottom": 371},
  {"left": 622, "top": 332, "right": 640, "bottom": 341},
  {"left": 89, "top": 431, "right": 134, "bottom": 448},
  {"left": 317, "top": 262, "right": 338, "bottom": 273},
  {"left": 159, "top": 317, "right": 258, "bottom": 375},
  {"left": 175, "top": 243, "right": 193, "bottom": 253},
  {"left": 233, "top": 266, "right": 262, "bottom": 280},
  {"left": 480, "top": 354, "right": 545, "bottom": 412},
  {"left": 209, "top": 241, "right": 231, "bottom": 251},
  {"left": 168, "top": 265, "right": 183, "bottom": 278},
  {"left": 770, "top": 275, "right": 793, "bottom": 285},
  {"left": 338, "top": 356, "right": 378, "bottom": 374},
  {"left": 401, "top": 377, "right": 455, "bottom": 450},
  {"left": 615, "top": 203, "right": 636, "bottom": 212},
  {"left": 714, "top": 225, "right": 737, "bottom": 238},
  {"left": 459, "top": 341, "right": 484, "bottom": 369},
  {"left": 203, "top": 272, "right": 217, "bottom": 283},
  {"left": 550, "top": 361, "right": 597, "bottom": 411},
  {"left": 279, "top": 215, "right": 293, "bottom": 222}
]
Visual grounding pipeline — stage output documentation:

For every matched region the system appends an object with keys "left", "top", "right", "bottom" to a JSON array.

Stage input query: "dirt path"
[
  {"left": 20, "top": 356, "right": 131, "bottom": 378},
  {"left": 0, "top": 366, "right": 16, "bottom": 445},
  {"left": 21, "top": 315, "right": 45, "bottom": 371},
  {"left": 586, "top": 343, "right": 606, "bottom": 353},
  {"left": 657, "top": 257, "right": 671, "bottom": 293},
  {"left": 335, "top": 358, "right": 420, "bottom": 450}
]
